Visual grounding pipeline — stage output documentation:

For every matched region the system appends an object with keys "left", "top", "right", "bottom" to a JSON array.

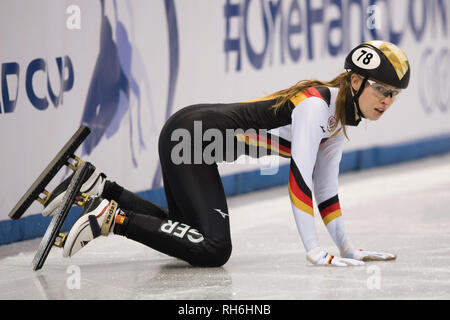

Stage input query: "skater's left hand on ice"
[{"left": 341, "top": 243, "right": 396, "bottom": 261}]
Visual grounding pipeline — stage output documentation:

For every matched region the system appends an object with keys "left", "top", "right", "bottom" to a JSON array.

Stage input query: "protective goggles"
[{"left": 366, "top": 79, "right": 401, "bottom": 99}]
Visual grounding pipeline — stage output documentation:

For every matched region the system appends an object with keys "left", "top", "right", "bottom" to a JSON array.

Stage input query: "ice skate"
[
  {"left": 43, "top": 165, "right": 106, "bottom": 216},
  {"left": 63, "top": 197, "right": 118, "bottom": 258}
]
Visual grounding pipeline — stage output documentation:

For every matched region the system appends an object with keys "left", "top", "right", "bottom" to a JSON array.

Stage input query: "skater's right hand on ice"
[
  {"left": 306, "top": 247, "right": 365, "bottom": 267},
  {"left": 339, "top": 242, "right": 397, "bottom": 261},
  {"left": 342, "top": 248, "right": 397, "bottom": 261}
]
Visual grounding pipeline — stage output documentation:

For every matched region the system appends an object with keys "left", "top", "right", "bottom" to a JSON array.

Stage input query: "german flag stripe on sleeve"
[
  {"left": 290, "top": 86, "right": 331, "bottom": 107},
  {"left": 319, "top": 137, "right": 329, "bottom": 146},
  {"left": 331, "top": 127, "right": 342, "bottom": 137},
  {"left": 235, "top": 132, "right": 292, "bottom": 157},
  {"left": 318, "top": 195, "right": 342, "bottom": 225},
  {"left": 288, "top": 160, "right": 313, "bottom": 215}
]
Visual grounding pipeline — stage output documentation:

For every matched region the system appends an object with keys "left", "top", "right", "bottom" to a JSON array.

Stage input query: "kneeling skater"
[{"left": 44, "top": 41, "right": 410, "bottom": 267}]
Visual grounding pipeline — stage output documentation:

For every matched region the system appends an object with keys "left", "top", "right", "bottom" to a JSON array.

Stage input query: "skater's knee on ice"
[
  {"left": 191, "top": 242, "right": 232, "bottom": 268},
  {"left": 210, "top": 243, "right": 232, "bottom": 267}
]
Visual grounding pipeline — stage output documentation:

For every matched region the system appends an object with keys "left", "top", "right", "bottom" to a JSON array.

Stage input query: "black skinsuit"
[
  {"left": 103, "top": 97, "right": 293, "bottom": 267},
  {"left": 102, "top": 86, "right": 349, "bottom": 267}
]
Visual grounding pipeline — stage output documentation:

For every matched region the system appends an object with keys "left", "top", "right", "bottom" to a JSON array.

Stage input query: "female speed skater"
[{"left": 43, "top": 40, "right": 410, "bottom": 267}]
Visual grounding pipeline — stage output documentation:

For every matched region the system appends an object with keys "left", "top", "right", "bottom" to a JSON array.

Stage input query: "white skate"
[
  {"left": 43, "top": 166, "right": 106, "bottom": 217},
  {"left": 63, "top": 197, "right": 118, "bottom": 258}
]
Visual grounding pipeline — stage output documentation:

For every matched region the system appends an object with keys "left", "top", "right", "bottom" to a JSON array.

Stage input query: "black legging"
[{"left": 103, "top": 104, "right": 238, "bottom": 267}]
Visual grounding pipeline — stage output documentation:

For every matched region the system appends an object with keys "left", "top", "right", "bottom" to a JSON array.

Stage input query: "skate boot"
[
  {"left": 42, "top": 165, "right": 106, "bottom": 216},
  {"left": 63, "top": 197, "right": 120, "bottom": 258}
]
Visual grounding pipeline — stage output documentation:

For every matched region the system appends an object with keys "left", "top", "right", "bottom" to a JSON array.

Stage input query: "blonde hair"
[{"left": 270, "top": 72, "right": 352, "bottom": 139}]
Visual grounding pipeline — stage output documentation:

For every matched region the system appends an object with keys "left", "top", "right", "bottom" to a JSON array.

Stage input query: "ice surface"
[{"left": 0, "top": 153, "right": 450, "bottom": 300}]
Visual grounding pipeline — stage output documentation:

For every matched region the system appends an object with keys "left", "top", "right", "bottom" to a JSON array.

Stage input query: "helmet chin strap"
[{"left": 348, "top": 73, "right": 368, "bottom": 119}]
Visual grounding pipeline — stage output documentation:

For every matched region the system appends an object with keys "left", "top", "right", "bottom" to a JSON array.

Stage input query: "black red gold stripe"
[
  {"left": 320, "top": 137, "right": 329, "bottom": 146},
  {"left": 288, "top": 160, "right": 313, "bottom": 215},
  {"left": 318, "top": 195, "right": 342, "bottom": 225},
  {"left": 290, "top": 86, "right": 331, "bottom": 107},
  {"left": 319, "top": 128, "right": 342, "bottom": 146},
  {"left": 115, "top": 214, "right": 126, "bottom": 225},
  {"left": 327, "top": 254, "right": 334, "bottom": 264},
  {"left": 235, "top": 132, "right": 292, "bottom": 158}
]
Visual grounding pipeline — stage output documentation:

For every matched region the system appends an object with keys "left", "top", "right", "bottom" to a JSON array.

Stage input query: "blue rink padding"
[{"left": 1, "top": 133, "right": 450, "bottom": 246}]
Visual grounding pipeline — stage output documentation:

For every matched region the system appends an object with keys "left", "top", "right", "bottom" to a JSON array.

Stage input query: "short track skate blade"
[
  {"left": 8, "top": 125, "right": 90, "bottom": 220},
  {"left": 31, "top": 161, "right": 94, "bottom": 271}
]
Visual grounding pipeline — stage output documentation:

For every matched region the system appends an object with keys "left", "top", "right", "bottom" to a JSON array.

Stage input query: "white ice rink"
[{"left": 1, "top": 153, "right": 450, "bottom": 300}]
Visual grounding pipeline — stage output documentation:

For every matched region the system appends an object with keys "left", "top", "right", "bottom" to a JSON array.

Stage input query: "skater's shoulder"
[{"left": 290, "top": 86, "right": 332, "bottom": 109}]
